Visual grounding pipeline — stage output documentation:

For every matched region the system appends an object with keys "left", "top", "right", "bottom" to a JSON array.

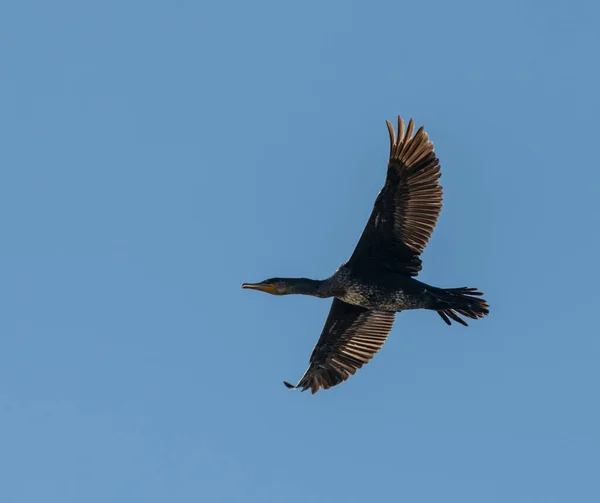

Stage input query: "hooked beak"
[{"left": 242, "top": 282, "right": 277, "bottom": 294}]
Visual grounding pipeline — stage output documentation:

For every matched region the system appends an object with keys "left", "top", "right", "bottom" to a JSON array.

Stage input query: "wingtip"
[
  {"left": 398, "top": 116, "right": 405, "bottom": 143},
  {"left": 386, "top": 120, "right": 396, "bottom": 156},
  {"left": 405, "top": 117, "right": 415, "bottom": 141},
  {"left": 283, "top": 381, "right": 296, "bottom": 389}
]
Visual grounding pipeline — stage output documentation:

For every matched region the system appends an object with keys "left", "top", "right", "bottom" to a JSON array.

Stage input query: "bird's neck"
[{"left": 284, "top": 278, "right": 330, "bottom": 298}]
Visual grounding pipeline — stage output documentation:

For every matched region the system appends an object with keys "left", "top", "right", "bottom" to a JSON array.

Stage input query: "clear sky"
[{"left": 1, "top": 1, "right": 599, "bottom": 502}]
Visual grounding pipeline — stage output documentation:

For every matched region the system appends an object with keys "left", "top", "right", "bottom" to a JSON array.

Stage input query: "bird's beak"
[{"left": 242, "top": 282, "right": 277, "bottom": 294}]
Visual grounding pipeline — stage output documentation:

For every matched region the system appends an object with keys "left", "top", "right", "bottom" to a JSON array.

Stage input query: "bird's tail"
[{"left": 432, "top": 287, "right": 489, "bottom": 326}]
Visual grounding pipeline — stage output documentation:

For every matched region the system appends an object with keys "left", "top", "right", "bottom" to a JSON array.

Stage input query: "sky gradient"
[{"left": 2, "top": 1, "right": 600, "bottom": 502}]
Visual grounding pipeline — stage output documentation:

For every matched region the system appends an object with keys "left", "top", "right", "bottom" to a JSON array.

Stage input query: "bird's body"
[
  {"left": 311, "top": 265, "right": 433, "bottom": 311},
  {"left": 243, "top": 116, "right": 489, "bottom": 394},
  {"left": 330, "top": 265, "right": 435, "bottom": 311}
]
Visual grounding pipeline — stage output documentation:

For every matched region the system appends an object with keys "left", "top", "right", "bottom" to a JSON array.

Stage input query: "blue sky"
[{"left": 1, "top": 0, "right": 599, "bottom": 501}]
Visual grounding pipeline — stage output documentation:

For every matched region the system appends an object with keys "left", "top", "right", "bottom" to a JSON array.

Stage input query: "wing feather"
[
  {"left": 284, "top": 299, "right": 396, "bottom": 394},
  {"left": 348, "top": 116, "right": 443, "bottom": 276}
]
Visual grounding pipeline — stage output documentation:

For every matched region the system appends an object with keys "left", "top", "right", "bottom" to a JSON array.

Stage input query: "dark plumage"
[{"left": 243, "top": 116, "right": 489, "bottom": 394}]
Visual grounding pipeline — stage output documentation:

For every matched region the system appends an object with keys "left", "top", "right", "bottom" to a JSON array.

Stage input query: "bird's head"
[{"left": 242, "top": 278, "right": 290, "bottom": 295}]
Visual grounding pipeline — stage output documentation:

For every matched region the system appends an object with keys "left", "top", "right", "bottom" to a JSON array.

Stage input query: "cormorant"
[{"left": 243, "top": 116, "right": 489, "bottom": 394}]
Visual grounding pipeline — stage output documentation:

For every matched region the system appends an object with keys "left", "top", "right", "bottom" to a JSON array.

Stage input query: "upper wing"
[
  {"left": 284, "top": 299, "right": 396, "bottom": 394},
  {"left": 348, "top": 116, "right": 443, "bottom": 276}
]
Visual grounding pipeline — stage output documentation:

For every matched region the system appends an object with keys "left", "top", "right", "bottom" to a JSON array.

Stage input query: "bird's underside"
[{"left": 244, "top": 116, "right": 489, "bottom": 394}]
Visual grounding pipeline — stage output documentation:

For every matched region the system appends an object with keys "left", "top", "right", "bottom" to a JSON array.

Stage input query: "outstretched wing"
[
  {"left": 284, "top": 299, "right": 396, "bottom": 394},
  {"left": 348, "top": 117, "right": 443, "bottom": 276}
]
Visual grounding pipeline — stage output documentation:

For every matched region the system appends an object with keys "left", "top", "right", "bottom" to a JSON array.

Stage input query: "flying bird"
[{"left": 243, "top": 116, "right": 489, "bottom": 394}]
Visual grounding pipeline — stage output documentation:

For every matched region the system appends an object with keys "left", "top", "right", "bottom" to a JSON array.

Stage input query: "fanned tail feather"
[{"left": 435, "top": 287, "right": 489, "bottom": 326}]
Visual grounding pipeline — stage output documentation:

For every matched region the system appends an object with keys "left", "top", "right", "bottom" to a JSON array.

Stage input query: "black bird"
[{"left": 243, "top": 116, "right": 488, "bottom": 394}]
